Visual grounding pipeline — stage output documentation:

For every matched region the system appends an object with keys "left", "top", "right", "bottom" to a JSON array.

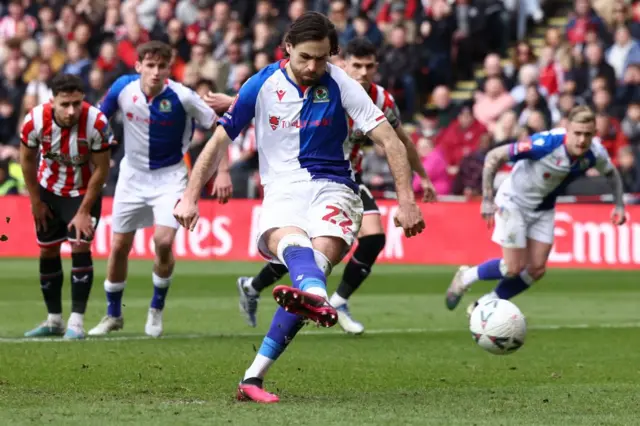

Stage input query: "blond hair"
[{"left": 568, "top": 106, "right": 595, "bottom": 124}]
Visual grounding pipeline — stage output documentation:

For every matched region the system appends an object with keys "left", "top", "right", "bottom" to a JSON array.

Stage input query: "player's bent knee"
[
  {"left": 40, "top": 245, "right": 61, "bottom": 259},
  {"left": 527, "top": 265, "right": 546, "bottom": 281},
  {"left": 313, "top": 249, "right": 332, "bottom": 277},
  {"left": 312, "top": 236, "right": 347, "bottom": 266}
]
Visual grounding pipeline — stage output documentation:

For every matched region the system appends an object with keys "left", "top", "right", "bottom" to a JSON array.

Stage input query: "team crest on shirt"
[
  {"left": 159, "top": 99, "right": 172, "bottom": 112},
  {"left": 269, "top": 115, "right": 280, "bottom": 130},
  {"left": 313, "top": 86, "right": 329, "bottom": 103}
]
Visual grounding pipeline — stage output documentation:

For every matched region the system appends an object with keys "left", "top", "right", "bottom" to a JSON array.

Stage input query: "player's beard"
[
  {"left": 53, "top": 110, "right": 79, "bottom": 128},
  {"left": 292, "top": 66, "right": 323, "bottom": 87}
]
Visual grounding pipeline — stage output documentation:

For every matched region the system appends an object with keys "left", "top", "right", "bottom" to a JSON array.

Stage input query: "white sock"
[
  {"left": 47, "top": 313, "right": 62, "bottom": 324},
  {"left": 461, "top": 266, "right": 479, "bottom": 288},
  {"left": 152, "top": 272, "right": 172, "bottom": 288},
  {"left": 244, "top": 354, "right": 275, "bottom": 380},
  {"left": 243, "top": 278, "right": 259, "bottom": 296},
  {"left": 305, "top": 286, "right": 328, "bottom": 300},
  {"left": 329, "top": 293, "right": 348, "bottom": 307},
  {"left": 68, "top": 312, "right": 83, "bottom": 328},
  {"left": 477, "top": 291, "right": 499, "bottom": 305}
]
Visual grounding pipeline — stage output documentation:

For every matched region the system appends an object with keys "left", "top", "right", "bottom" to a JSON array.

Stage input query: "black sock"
[
  {"left": 251, "top": 263, "right": 289, "bottom": 292},
  {"left": 71, "top": 252, "right": 94, "bottom": 314},
  {"left": 337, "top": 234, "right": 386, "bottom": 300},
  {"left": 40, "top": 256, "right": 63, "bottom": 314}
]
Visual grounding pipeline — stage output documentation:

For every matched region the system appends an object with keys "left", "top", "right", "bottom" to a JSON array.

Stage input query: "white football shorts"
[
  {"left": 111, "top": 158, "right": 187, "bottom": 234},
  {"left": 491, "top": 191, "right": 555, "bottom": 249},
  {"left": 257, "top": 180, "right": 364, "bottom": 262}
]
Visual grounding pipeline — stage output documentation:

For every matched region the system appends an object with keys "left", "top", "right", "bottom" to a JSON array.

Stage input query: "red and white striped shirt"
[
  {"left": 348, "top": 83, "right": 401, "bottom": 174},
  {"left": 20, "top": 102, "right": 114, "bottom": 197}
]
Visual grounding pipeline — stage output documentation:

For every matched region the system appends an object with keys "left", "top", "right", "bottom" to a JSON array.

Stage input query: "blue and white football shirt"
[
  {"left": 99, "top": 75, "right": 216, "bottom": 171},
  {"left": 499, "top": 128, "right": 614, "bottom": 211},
  {"left": 218, "top": 60, "right": 387, "bottom": 192}
]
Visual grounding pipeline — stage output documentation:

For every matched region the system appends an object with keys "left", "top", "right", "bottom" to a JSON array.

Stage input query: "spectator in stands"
[
  {"left": 95, "top": 41, "right": 126, "bottom": 87},
  {"left": 0, "top": 0, "right": 37, "bottom": 39},
  {"left": 476, "top": 53, "right": 512, "bottom": 95},
  {"left": 151, "top": 2, "right": 174, "bottom": 41},
  {"left": 473, "top": 76, "right": 515, "bottom": 131},
  {"left": 575, "top": 42, "right": 616, "bottom": 99},
  {"left": 525, "top": 109, "right": 548, "bottom": 134},
  {"left": 616, "top": 63, "right": 640, "bottom": 105},
  {"left": 0, "top": 159, "right": 18, "bottom": 196},
  {"left": 430, "top": 86, "right": 457, "bottom": 130},
  {"left": 538, "top": 45, "right": 563, "bottom": 98},
  {"left": 1, "top": 58, "right": 25, "bottom": 110},
  {"left": 378, "top": 24, "right": 418, "bottom": 120},
  {"left": 507, "top": 41, "right": 537, "bottom": 85},
  {"left": 361, "top": 144, "right": 394, "bottom": 193},
  {"left": 451, "top": 133, "right": 493, "bottom": 197},
  {"left": 0, "top": 97, "right": 20, "bottom": 151},
  {"left": 23, "top": 62, "right": 53, "bottom": 111},
  {"left": 492, "top": 110, "right": 520, "bottom": 146},
  {"left": 617, "top": 145, "right": 640, "bottom": 193},
  {"left": 328, "top": 0, "right": 350, "bottom": 46},
  {"left": 381, "top": 2, "right": 416, "bottom": 44},
  {"left": 566, "top": 0, "right": 608, "bottom": 46},
  {"left": 412, "top": 136, "right": 450, "bottom": 196},
  {"left": 510, "top": 63, "right": 548, "bottom": 104},
  {"left": 515, "top": 84, "right": 552, "bottom": 129},
  {"left": 606, "top": 25, "right": 640, "bottom": 83},
  {"left": 596, "top": 113, "right": 628, "bottom": 165},
  {"left": 622, "top": 101, "right": 640, "bottom": 148},
  {"left": 436, "top": 101, "right": 487, "bottom": 173},
  {"left": 61, "top": 40, "right": 92, "bottom": 88},
  {"left": 343, "top": 11, "right": 383, "bottom": 49},
  {"left": 419, "top": 0, "right": 455, "bottom": 88}
]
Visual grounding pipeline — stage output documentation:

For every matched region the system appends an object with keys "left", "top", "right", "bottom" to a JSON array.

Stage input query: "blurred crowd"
[{"left": 0, "top": 0, "right": 639, "bottom": 201}]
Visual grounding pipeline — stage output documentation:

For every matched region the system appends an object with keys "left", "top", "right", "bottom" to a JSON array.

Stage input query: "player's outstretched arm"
[
  {"left": 203, "top": 92, "right": 235, "bottom": 116},
  {"left": 184, "top": 126, "right": 232, "bottom": 203},
  {"left": 481, "top": 144, "right": 511, "bottom": 225},
  {"left": 368, "top": 122, "right": 425, "bottom": 237},
  {"left": 604, "top": 168, "right": 627, "bottom": 225},
  {"left": 395, "top": 125, "right": 436, "bottom": 202},
  {"left": 369, "top": 122, "right": 414, "bottom": 205}
]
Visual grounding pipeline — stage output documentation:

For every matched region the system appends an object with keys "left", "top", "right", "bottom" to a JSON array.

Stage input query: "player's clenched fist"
[
  {"left": 393, "top": 202, "right": 425, "bottom": 237},
  {"left": 173, "top": 199, "right": 200, "bottom": 231}
]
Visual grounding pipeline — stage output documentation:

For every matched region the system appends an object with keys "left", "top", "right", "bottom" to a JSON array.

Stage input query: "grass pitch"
[{"left": 0, "top": 259, "right": 639, "bottom": 425}]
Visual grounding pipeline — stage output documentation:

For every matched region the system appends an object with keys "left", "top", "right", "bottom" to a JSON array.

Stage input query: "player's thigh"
[
  {"left": 36, "top": 187, "right": 70, "bottom": 247},
  {"left": 491, "top": 203, "right": 528, "bottom": 275},
  {"left": 308, "top": 182, "right": 364, "bottom": 262},
  {"left": 358, "top": 184, "right": 384, "bottom": 237},
  {"left": 257, "top": 184, "right": 311, "bottom": 261},
  {"left": 525, "top": 210, "right": 555, "bottom": 279},
  {"left": 112, "top": 179, "right": 153, "bottom": 233}
]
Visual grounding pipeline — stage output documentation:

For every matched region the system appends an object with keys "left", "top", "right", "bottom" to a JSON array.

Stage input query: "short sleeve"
[
  {"left": 90, "top": 112, "right": 115, "bottom": 152},
  {"left": 185, "top": 89, "right": 216, "bottom": 128},
  {"left": 20, "top": 112, "right": 38, "bottom": 149},
  {"left": 98, "top": 75, "right": 137, "bottom": 119},
  {"left": 383, "top": 93, "right": 401, "bottom": 129},
  {"left": 508, "top": 131, "right": 562, "bottom": 161},
  {"left": 217, "top": 75, "right": 262, "bottom": 141},
  {"left": 337, "top": 70, "right": 386, "bottom": 135}
]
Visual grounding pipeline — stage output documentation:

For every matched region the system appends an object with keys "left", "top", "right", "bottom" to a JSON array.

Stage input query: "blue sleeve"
[
  {"left": 217, "top": 75, "right": 262, "bottom": 141},
  {"left": 98, "top": 75, "right": 137, "bottom": 119},
  {"left": 508, "top": 131, "right": 564, "bottom": 161}
]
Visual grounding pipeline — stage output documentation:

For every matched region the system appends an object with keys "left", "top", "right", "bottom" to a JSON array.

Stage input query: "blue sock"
[
  {"left": 282, "top": 246, "right": 326, "bottom": 292},
  {"left": 477, "top": 258, "right": 504, "bottom": 280},
  {"left": 106, "top": 290, "right": 123, "bottom": 317},
  {"left": 150, "top": 286, "right": 169, "bottom": 310},
  {"left": 150, "top": 273, "right": 171, "bottom": 310},
  {"left": 258, "top": 307, "right": 305, "bottom": 360},
  {"left": 104, "top": 280, "right": 125, "bottom": 317},
  {"left": 494, "top": 274, "right": 532, "bottom": 300}
]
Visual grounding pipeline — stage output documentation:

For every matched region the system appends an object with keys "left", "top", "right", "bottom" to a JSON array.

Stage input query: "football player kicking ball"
[
  {"left": 445, "top": 106, "right": 627, "bottom": 314},
  {"left": 87, "top": 41, "right": 225, "bottom": 338},
  {"left": 174, "top": 12, "right": 425, "bottom": 403},
  {"left": 20, "top": 74, "right": 113, "bottom": 339},
  {"left": 205, "top": 37, "right": 436, "bottom": 334}
]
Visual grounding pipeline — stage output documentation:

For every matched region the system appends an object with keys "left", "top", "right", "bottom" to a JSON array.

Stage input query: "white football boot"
[
  {"left": 87, "top": 316, "right": 124, "bottom": 336},
  {"left": 145, "top": 308, "right": 163, "bottom": 337}
]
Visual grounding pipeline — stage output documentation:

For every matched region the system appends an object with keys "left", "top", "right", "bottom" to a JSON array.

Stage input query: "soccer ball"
[{"left": 469, "top": 299, "right": 526, "bottom": 355}]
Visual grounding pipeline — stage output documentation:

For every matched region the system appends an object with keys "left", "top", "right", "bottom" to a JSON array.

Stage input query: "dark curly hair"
[{"left": 282, "top": 12, "right": 339, "bottom": 57}]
